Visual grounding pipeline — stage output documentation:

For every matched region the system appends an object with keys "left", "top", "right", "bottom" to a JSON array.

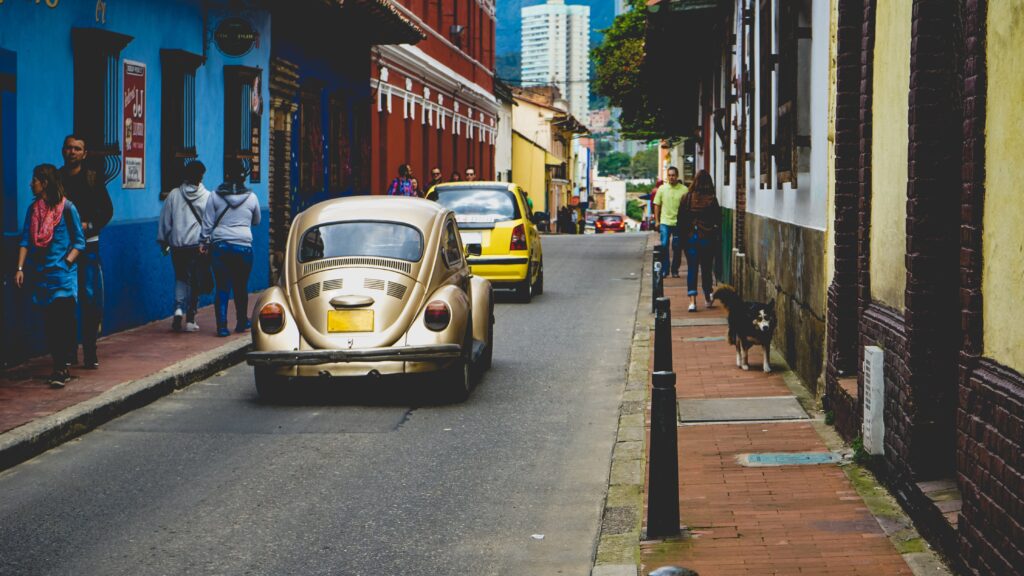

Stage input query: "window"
[
  {"left": 329, "top": 92, "right": 351, "bottom": 192},
  {"left": 432, "top": 186, "right": 521, "bottom": 229},
  {"left": 442, "top": 219, "right": 462, "bottom": 268},
  {"left": 759, "top": 0, "right": 773, "bottom": 187},
  {"left": 72, "top": 27, "right": 133, "bottom": 183},
  {"left": 775, "top": 0, "right": 809, "bottom": 188},
  {"left": 160, "top": 49, "right": 203, "bottom": 198},
  {"left": 224, "top": 65, "right": 262, "bottom": 183},
  {"left": 298, "top": 221, "right": 423, "bottom": 263},
  {"left": 298, "top": 83, "right": 324, "bottom": 193}
]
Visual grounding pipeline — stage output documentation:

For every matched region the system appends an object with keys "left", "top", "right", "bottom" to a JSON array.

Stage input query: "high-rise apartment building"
[{"left": 521, "top": 0, "right": 590, "bottom": 120}]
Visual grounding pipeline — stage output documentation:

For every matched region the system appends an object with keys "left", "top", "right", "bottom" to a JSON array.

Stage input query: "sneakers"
[
  {"left": 216, "top": 327, "right": 231, "bottom": 337},
  {"left": 172, "top": 308, "right": 184, "bottom": 331},
  {"left": 688, "top": 302, "right": 697, "bottom": 312},
  {"left": 184, "top": 322, "right": 200, "bottom": 332},
  {"left": 82, "top": 358, "right": 99, "bottom": 370},
  {"left": 705, "top": 295, "right": 715, "bottom": 309},
  {"left": 234, "top": 320, "right": 251, "bottom": 333},
  {"left": 48, "top": 369, "right": 71, "bottom": 389}
]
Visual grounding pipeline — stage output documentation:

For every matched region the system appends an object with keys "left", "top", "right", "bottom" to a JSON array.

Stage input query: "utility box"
[{"left": 862, "top": 346, "right": 885, "bottom": 455}]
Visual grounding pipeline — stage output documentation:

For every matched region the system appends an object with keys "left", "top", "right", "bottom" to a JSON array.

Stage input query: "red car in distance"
[{"left": 595, "top": 214, "right": 626, "bottom": 233}]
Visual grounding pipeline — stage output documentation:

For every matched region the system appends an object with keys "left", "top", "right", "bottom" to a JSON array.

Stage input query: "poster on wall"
[
  {"left": 122, "top": 60, "right": 146, "bottom": 189},
  {"left": 249, "top": 74, "right": 262, "bottom": 183}
]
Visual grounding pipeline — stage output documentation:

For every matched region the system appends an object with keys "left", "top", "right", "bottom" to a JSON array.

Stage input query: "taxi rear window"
[
  {"left": 298, "top": 221, "right": 423, "bottom": 263},
  {"left": 431, "top": 187, "right": 521, "bottom": 228}
]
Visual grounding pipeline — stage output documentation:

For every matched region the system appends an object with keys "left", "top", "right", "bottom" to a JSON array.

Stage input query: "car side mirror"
[{"left": 465, "top": 243, "right": 482, "bottom": 256}]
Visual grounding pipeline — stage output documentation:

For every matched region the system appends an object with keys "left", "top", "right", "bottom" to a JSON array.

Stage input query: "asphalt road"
[{"left": 0, "top": 232, "right": 648, "bottom": 576}]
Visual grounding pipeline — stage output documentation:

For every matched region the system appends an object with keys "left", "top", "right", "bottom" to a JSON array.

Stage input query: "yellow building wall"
[
  {"left": 983, "top": 1, "right": 1024, "bottom": 375},
  {"left": 868, "top": 0, "right": 912, "bottom": 310},
  {"left": 825, "top": 0, "right": 838, "bottom": 294},
  {"left": 512, "top": 134, "right": 549, "bottom": 214}
]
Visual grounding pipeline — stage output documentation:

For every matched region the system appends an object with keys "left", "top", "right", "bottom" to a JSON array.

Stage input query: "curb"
[
  {"left": 0, "top": 338, "right": 251, "bottom": 472},
  {"left": 592, "top": 235, "right": 655, "bottom": 576}
]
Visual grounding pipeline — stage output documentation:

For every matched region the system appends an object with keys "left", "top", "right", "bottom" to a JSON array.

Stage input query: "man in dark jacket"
[{"left": 59, "top": 135, "right": 113, "bottom": 369}]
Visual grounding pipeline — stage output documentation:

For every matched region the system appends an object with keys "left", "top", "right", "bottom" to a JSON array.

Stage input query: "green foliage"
[
  {"left": 599, "top": 151, "right": 632, "bottom": 176},
  {"left": 851, "top": 435, "right": 871, "bottom": 465},
  {"left": 626, "top": 199, "right": 646, "bottom": 222},
  {"left": 626, "top": 181, "right": 654, "bottom": 193},
  {"left": 825, "top": 410, "right": 836, "bottom": 426},
  {"left": 630, "top": 149, "right": 659, "bottom": 179},
  {"left": 592, "top": 0, "right": 662, "bottom": 139}
]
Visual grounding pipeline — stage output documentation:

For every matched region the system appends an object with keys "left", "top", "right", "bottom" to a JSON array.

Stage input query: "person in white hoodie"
[
  {"left": 158, "top": 161, "right": 211, "bottom": 332},
  {"left": 199, "top": 159, "right": 261, "bottom": 337}
]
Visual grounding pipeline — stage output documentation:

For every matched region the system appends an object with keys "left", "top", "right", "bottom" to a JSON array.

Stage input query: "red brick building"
[{"left": 370, "top": 0, "right": 498, "bottom": 193}]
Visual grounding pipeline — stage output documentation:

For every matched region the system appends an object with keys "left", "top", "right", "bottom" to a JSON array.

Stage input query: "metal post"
[
  {"left": 652, "top": 245, "right": 664, "bottom": 312},
  {"left": 647, "top": 370, "right": 680, "bottom": 538},
  {"left": 654, "top": 297, "right": 672, "bottom": 372}
]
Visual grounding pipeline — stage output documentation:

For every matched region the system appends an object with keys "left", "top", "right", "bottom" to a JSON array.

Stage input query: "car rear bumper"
[
  {"left": 467, "top": 256, "right": 530, "bottom": 282},
  {"left": 247, "top": 344, "right": 463, "bottom": 367}
]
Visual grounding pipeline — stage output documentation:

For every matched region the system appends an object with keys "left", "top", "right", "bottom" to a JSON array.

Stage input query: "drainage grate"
[{"left": 739, "top": 452, "right": 842, "bottom": 467}]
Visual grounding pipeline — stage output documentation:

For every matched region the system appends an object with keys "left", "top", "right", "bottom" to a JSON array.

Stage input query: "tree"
[
  {"left": 627, "top": 199, "right": 646, "bottom": 222},
  {"left": 592, "top": 0, "right": 660, "bottom": 138},
  {"left": 599, "top": 151, "right": 631, "bottom": 176},
  {"left": 630, "top": 149, "right": 659, "bottom": 179}
]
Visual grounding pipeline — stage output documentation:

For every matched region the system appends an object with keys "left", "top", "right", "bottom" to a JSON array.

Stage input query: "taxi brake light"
[{"left": 510, "top": 224, "right": 527, "bottom": 251}]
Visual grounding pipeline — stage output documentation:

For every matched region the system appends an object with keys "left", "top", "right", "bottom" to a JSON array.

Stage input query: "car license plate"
[
  {"left": 327, "top": 309, "right": 374, "bottom": 332},
  {"left": 461, "top": 232, "right": 482, "bottom": 245}
]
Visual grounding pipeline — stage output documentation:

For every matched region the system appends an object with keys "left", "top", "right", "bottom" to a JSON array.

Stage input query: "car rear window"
[
  {"left": 432, "top": 187, "right": 521, "bottom": 228},
  {"left": 298, "top": 221, "right": 423, "bottom": 263},
  {"left": 600, "top": 215, "right": 623, "bottom": 222}
]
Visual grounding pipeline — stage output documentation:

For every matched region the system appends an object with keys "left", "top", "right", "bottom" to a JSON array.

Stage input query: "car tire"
[
  {"left": 254, "top": 367, "right": 286, "bottom": 403},
  {"left": 532, "top": 264, "right": 544, "bottom": 296},
  {"left": 516, "top": 265, "right": 533, "bottom": 303}
]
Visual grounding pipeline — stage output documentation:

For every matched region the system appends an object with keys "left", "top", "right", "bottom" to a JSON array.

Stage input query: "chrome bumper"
[{"left": 247, "top": 344, "right": 462, "bottom": 367}]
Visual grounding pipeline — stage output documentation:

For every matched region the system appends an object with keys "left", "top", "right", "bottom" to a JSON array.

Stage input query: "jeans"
[
  {"left": 77, "top": 243, "right": 104, "bottom": 362},
  {"left": 211, "top": 242, "right": 253, "bottom": 331},
  {"left": 45, "top": 297, "right": 77, "bottom": 370},
  {"left": 171, "top": 246, "right": 203, "bottom": 322},
  {"left": 684, "top": 233, "right": 715, "bottom": 297},
  {"left": 658, "top": 224, "right": 683, "bottom": 276}
]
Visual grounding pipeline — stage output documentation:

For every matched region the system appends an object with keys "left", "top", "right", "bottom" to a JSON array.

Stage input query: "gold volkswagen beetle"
[{"left": 246, "top": 196, "right": 494, "bottom": 402}]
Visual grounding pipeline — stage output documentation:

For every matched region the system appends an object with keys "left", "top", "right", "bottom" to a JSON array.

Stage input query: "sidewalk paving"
[
  {"left": 594, "top": 235, "right": 951, "bottom": 576},
  {"left": 0, "top": 301, "right": 252, "bottom": 471}
]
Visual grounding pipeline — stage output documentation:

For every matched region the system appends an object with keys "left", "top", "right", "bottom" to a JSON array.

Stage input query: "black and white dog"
[{"left": 711, "top": 285, "right": 776, "bottom": 373}]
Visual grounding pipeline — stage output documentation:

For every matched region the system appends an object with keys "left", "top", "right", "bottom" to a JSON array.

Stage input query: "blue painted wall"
[{"left": 0, "top": 1, "right": 272, "bottom": 365}]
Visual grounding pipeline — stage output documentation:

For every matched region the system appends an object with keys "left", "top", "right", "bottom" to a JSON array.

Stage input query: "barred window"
[
  {"left": 224, "top": 65, "right": 263, "bottom": 184},
  {"left": 72, "top": 27, "right": 133, "bottom": 184},
  {"left": 160, "top": 49, "right": 203, "bottom": 198}
]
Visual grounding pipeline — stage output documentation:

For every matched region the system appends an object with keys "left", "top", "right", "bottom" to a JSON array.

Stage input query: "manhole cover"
[{"left": 738, "top": 452, "right": 841, "bottom": 467}]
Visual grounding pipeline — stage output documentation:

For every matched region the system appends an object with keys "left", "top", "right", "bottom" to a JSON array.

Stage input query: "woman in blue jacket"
[{"left": 14, "top": 164, "right": 87, "bottom": 388}]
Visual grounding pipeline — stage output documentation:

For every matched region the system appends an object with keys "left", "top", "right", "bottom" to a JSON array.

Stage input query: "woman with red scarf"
[{"left": 14, "top": 164, "right": 86, "bottom": 388}]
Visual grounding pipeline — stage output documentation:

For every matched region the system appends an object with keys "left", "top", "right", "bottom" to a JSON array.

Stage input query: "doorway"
[{"left": 1, "top": 48, "right": 16, "bottom": 366}]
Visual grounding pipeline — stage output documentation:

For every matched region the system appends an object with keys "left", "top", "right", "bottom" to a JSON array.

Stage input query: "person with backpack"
[
  {"left": 158, "top": 161, "right": 211, "bottom": 332},
  {"left": 14, "top": 164, "right": 87, "bottom": 388},
  {"left": 199, "top": 160, "right": 261, "bottom": 337},
  {"left": 676, "top": 170, "right": 722, "bottom": 312}
]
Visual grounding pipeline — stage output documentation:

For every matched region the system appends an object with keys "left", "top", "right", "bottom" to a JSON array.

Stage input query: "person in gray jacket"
[
  {"left": 199, "top": 160, "right": 261, "bottom": 337},
  {"left": 158, "top": 161, "right": 211, "bottom": 332}
]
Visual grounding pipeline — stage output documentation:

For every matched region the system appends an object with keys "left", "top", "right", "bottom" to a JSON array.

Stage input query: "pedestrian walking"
[
  {"left": 653, "top": 166, "right": 687, "bottom": 278},
  {"left": 14, "top": 164, "right": 87, "bottom": 388},
  {"left": 677, "top": 170, "right": 721, "bottom": 312},
  {"left": 200, "top": 160, "right": 261, "bottom": 337},
  {"left": 386, "top": 163, "right": 415, "bottom": 196},
  {"left": 464, "top": 167, "right": 477, "bottom": 181},
  {"left": 158, "top": 161, "right": 211, "bottom": 332},
  {"left": 59, "top": 134, "right": 113, "bottom": 370}
]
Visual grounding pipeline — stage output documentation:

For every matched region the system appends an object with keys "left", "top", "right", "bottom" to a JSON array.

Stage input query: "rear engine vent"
[
  {"left": 322, "top": 278, "right": 344, "bottom": 292},
  {"left": 386, "top": 281, "right": 407, "bottom": 300},
  {"left": 303, "top": 282, "right": 321, "bottom": 301},
  {"left": 302, "top": 257, "right": 412, "bottom": 277},
  {"left": 364, "top": 278, "right": 386, "bottom": 291}
]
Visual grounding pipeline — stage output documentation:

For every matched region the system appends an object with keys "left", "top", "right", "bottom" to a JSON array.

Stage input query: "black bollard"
[
  {"left": 647, "top": 370, "right": 680, "bottom": 538},
  {"left": 652, "top": 245, "right": 664, "bottom": 312},
  {"left": 654, "top": 297, "right": 672, "bottom": 372}
]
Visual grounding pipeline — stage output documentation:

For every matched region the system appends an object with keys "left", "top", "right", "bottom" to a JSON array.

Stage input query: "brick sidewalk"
[
  {"left": 0, "top": 302, "right": 251, "bottom": 436},
  {"left": 640, "top": 275, "right": 915, "bottom": 575}
]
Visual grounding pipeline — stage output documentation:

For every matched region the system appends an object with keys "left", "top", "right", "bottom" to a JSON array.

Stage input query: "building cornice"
[{"left": 378, "top": 44, "right": 498, "bottom": 113}]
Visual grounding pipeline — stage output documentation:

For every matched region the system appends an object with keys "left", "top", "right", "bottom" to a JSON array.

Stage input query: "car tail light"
[
  {"left": 424, "top": 301, "right": 451, "bottom": 331},
  {"left": 510, "top": 224, "right": 527, "bottom": 251},
  {"left": 596, "top": 221, "right": 604, "bottom": 227},
  {"left": 259, "top": 303, "right": 285, "bottom": 334}
]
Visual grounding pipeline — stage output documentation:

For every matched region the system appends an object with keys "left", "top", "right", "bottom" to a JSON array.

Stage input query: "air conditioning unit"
[{"left": 862, "top": 345, "right": 885, "bottom": 455}]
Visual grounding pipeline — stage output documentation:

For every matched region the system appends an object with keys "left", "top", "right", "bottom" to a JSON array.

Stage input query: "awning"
[
  {"left": 545, "top": 152, "right": 564, "bottom": 166},
  {"left": 314, "top": 0, "right": 425, "bottom": 45}
]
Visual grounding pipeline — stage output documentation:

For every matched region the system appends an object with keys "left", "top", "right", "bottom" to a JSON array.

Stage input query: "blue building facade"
[{"left": 0, "top": 0, "right": 421, "bottom": 366}]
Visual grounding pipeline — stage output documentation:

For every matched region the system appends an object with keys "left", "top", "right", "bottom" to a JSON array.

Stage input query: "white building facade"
[{"left": 520, "top": 0, "right": 590, "bottom": 120}]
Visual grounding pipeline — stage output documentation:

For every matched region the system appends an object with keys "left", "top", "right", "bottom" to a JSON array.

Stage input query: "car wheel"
[
  {"left": 516, "top": 265, "right": 533, "bottom": 303},
  {"left": 254, "top": 367, "right": 286, "bottom": 403},
  {"left": 439, "top": 352, "right": 471, "bottom": 403},
  {"left": 532, "top": 264, "right": 544, "bottom": 296}
]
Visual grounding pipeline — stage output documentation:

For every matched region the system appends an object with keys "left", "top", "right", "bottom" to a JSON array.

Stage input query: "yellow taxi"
[{"left": 426, "top": 182, "right": 543, "bottom": 302}]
